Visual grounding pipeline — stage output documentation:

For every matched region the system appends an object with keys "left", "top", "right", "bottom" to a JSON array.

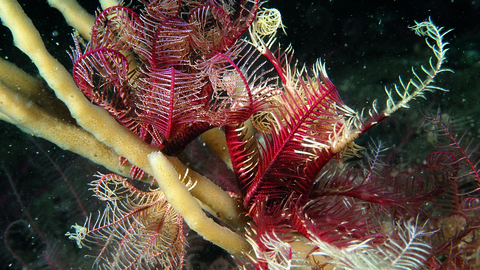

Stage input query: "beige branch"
[
  {"left": 47, "top": 0, "right": 95, "bottom": 41},
  {"left": 99, "top": 0, "right": 119, "bottom": 10},
  {"left": 0, "top": 81, "right": 133, "bottom": 176},
  {"left": 149, "top": 151, "right": 251, "bottom": 256},
  {"left": 166, "top": 156, "right": 248, "bottom": 230},
  {"left": 200, "top": 128, "right": 233, "bottom": 170},
  {"left": 0, "top": 58, "right": 46, "bottom": 99},
  {"left": 0, "top": 58, "right": 74, "bottom": 122}
]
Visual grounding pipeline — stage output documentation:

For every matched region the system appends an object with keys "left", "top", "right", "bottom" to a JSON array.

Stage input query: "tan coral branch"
[
  {"left": 47, "top": 0, "right": 95, "bottom": 41},
  {"left": 149, "top": 151, "right": 251, "bottom": 256},
  {"left": 0, "top": 81, "right": 133, "bottom": 177}
]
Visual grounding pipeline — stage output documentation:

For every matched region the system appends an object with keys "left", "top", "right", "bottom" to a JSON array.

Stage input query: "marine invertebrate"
[{"left": 3, "top": 0, "right": 479, "bottom": 269}]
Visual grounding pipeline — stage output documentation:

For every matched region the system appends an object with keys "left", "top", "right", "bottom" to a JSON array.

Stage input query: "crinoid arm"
[
  {"left": 65, "top": 173, "right": 186, "bottom": 269},
  {"left": 424, "top": 114, "right": 480, "bottom": 193},
  {"left": 309, "top": 218, "right": 432, "bottom": 270},
  {"left": 226, "top": 56, "right": 360, "bottom": 210},
  {"left": 361, "top": 19, "right": 452, "bottom": 131}
]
